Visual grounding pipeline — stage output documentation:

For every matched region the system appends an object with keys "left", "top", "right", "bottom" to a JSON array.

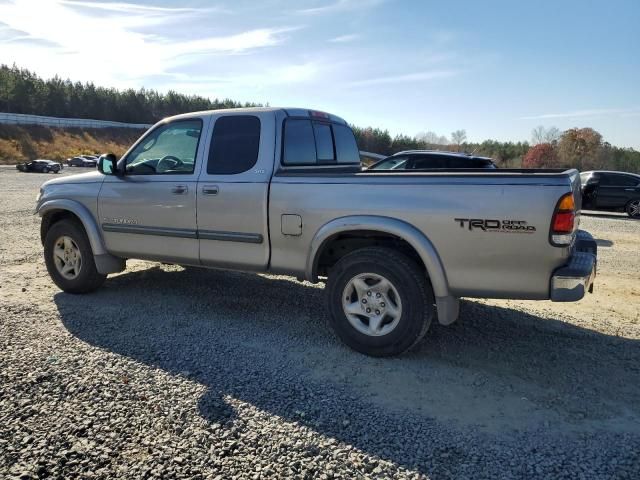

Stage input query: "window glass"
[
  {"left": 333, "top": 124, "right": 360, "bottom": 164},
  {"left": 284, "top": 119, "right": 316, "bottom": 165},
  {"left": 411, "top": 156, "right": 446, "bottom": 169},
  {"left": 371, "top": 157, "right": 407, "bottom": 170},
  {"left": 208, "top": 116, "right": 261, "bottom": 175},
  {"left": 125, "top": 120, "right": 202, "bottom": 175},
  {"left": 607, "top": 174, "right": 639, "bottom": 186},
  {"left": 314, "top": 123, "right": 335, "bottom": 161}
]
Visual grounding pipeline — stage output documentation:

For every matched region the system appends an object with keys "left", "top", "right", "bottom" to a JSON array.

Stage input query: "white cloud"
[
  {"left": 328, "top": 34, "right": 360, "bottom": 43},
  {"left": 349, "top": 70, "right": 458, "bottom": 87},
  {"left": 520, "top": 108, "right": 640, "bottom": 120},
  {"left": 59, "top": 1, "right": 202, "bottom": 14},
  {"left": 0, "top": 0, "right": 295, "bottom": 87},
  {"left": 294, "top": 0, "right": 384, "bottom": 15}
]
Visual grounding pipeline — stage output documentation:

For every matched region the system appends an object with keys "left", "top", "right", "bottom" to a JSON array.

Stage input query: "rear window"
[
  {"left": 283, "top": 119, "right": 316, "bottom": 165},
  {"left": 313, "top": 123, "right": 334, "bottom": 162},
  {"left": 283, "top": 119, "right": 360, "bottom": 166},
  {"left": 207, "top": 115, "right": 261, "bottom": 175}
]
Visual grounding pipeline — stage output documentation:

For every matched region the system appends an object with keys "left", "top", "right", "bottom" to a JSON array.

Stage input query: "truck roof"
[
  {"left": 392, "top": 150, "right": 493, "bottom": 161},
  {"left": 162, "top": 107, "right": 347, "bottom": 125}
]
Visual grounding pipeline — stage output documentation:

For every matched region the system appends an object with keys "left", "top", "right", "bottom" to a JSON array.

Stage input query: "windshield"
[{"left": 370, "top": 157, "right": 407, "bottom": 170}]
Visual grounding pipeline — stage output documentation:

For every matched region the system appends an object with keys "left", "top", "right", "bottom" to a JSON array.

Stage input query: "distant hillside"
[{"left": 0, "top": 124, "right": 144, "bottom": 164}]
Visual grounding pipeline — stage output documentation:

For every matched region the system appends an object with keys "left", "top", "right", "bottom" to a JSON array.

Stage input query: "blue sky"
[{"left": 1, "top": 0, "right": 639, "bottom": 148}]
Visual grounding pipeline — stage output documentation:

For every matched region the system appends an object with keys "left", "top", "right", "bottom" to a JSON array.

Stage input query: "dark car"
[
  {"left": 581, "top": 170, "right": 640, "bottom": 218},
  {"left": 368, "top": 150, "right": 497, "bottom": 170},
  {"left": 67, "top": 156, "right": 98, "bottom": 167},
  {"left": 16, "top": 159, "right": 62, "bottom": 173}
]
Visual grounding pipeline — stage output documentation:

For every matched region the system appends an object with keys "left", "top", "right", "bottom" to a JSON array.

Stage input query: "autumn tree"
[
  {"left": 522, "top": 143, "right": 558, "bottom": 168},
  {"left": 557, "top": 127, "right": 603, "bottom": 170}
]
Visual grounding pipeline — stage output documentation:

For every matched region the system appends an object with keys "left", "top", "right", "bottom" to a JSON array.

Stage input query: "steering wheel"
[{"left": 157, "top": 155, "right": 183, "bottom": 173}]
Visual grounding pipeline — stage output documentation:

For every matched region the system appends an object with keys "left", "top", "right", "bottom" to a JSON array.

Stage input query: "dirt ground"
[{"left": 1, "top": 166, "right": 639, "bottom": 478}]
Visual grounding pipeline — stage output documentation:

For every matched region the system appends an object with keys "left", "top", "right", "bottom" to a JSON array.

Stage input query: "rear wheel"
[
  {"left": 626, "top": 199, "right": 640, "bottom": 218},
  {"left": 326, "top": 247, "right": 434, "bottom": 357},
  {"left": 44, "top": 219, "right": 106, "bottom": 293}
]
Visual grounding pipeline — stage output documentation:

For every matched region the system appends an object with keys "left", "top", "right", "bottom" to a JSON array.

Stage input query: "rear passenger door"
[{"left": 196, "top": 112, "right": 275, "bottom": 271}]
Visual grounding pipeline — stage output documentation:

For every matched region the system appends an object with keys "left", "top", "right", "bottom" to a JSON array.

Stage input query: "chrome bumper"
[{"left": 550, "top": 230, "right": 597, "bottom": 302}]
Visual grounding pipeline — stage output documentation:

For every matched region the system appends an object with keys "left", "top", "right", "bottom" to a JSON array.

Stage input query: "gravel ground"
[{"left": 1, "top": 166, "right": 639, "bottom": 479}]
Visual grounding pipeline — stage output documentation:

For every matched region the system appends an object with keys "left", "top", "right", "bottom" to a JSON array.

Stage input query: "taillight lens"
[{"left": 550, "top": 193, "right": 577, "bottom": 245}]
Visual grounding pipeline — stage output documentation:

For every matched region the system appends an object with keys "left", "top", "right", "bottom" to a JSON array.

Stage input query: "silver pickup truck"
[{"left": 36, "top": 107, "right": 597, "bottom": 356}]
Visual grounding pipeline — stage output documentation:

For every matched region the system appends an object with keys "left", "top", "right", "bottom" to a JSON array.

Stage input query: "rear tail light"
[{"left": 550, "top": 193, "right": 577, "bottom": 246}]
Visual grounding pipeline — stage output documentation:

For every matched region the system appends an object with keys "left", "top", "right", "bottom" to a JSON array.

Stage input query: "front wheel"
[
  {"left": 626, "top": 199, "right": 640, "bottom": 218},
  {"left": 326, "top": 247, "right": 434, "bottom": 357},
  {"left": 44, "top": 219, "right": 106, "bottom": 293}
]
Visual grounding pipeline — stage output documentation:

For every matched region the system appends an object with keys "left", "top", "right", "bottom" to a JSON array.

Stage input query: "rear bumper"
[{"left": 550, "top": 230, "right": 597, "bottom": 302}]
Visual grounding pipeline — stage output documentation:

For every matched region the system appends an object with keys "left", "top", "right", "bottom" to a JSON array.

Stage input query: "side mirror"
[{"left": 98, "top": 153, "right": 119, "bottom": 176}]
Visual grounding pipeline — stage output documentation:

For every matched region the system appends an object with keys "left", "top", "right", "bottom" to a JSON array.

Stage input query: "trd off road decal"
[{"left": 454, "top": 218, "right": 536, "bottom": 233}]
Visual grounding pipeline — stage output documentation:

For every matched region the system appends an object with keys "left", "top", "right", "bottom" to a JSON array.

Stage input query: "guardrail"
[{"left": 0, "top": 112, "right": 151, "bottom": 129}]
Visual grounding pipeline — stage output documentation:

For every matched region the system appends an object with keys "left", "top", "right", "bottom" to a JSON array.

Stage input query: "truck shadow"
[{"left": 54, "top": 266, "right": 640, "bottom": 474}]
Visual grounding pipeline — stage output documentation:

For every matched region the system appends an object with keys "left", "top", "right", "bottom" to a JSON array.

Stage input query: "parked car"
[
  {"left": 67, "top": 156, "right": 98, "bottom": 167},
  {"left": 368, "top": 150, "right": 497, "bottom": 170},
  {"left": 16, "top": 159, "right": 62, "bottom": 173},
  {"left": 36, "top": 107, "right": 597, "bottom": 357},
  {"left": 581, "top": 170, "right": 640, "bottom": 218}
]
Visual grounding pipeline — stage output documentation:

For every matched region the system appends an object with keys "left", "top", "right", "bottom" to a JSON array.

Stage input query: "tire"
[
  {"left": 44, "top": 219, "right": 106, "bottom": 293},
  {"left": 43, "top": 167, "right": 50, "bottom": 173},
  {"left": 626, "top": 199, "right": 640, "bottom": 218},
  {"left": 326, "top": 247, "right": 434, "bottom": 357}
]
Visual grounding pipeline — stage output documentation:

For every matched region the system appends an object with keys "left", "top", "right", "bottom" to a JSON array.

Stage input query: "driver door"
[{"left": 98, "top": 117, "right": 209, "bottom": 264}]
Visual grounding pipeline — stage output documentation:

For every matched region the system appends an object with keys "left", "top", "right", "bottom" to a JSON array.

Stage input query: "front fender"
[
  {"left": 306, "top": 215, "right": 450, "bottom": 299},
  {"left": 37, "top": 199, "right": 107, "bottom": 256}
]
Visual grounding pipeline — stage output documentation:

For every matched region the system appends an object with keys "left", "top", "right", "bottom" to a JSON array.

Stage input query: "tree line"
[
  {"left": 354, "top": 126, "right": 639, "bottom": 173},
  {"left": 522, "top": 126, "right": 639, "bottom": 173},
  {"left": 1, "top": 64, "right": 638, "bottom": 172},
  {"left": 0, "top": 64, "right": 258, "bottom": 124}
]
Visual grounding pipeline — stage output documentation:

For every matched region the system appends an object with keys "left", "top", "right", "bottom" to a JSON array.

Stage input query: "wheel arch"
[
  {"left": 38, "top": 199, "right": 107, "bottom": 256},
  {"left": 306, "top": 215, "right": 450, "bottom": 299}
]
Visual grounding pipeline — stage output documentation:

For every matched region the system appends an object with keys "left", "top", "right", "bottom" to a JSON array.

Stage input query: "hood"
[{"left": 41, "top": 170, "right": 105, "bottom": 188}]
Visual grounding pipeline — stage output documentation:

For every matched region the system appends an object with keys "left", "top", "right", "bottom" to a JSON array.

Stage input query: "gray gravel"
[{"left": 1, "top": 166, "right": 639, "bottom": 479}]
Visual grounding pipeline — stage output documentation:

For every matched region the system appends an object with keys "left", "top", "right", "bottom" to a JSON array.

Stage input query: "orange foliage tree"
[{"left": 522, "top": 143, "right": 558, "bottom": 168}]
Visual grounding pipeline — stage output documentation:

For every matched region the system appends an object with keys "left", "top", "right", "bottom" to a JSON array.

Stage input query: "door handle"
[
  {"left": 625, "top": 188, "right": 636, "bottom": 191},
  {"left": 202, "top": 185, "right": 219, "bottom": 195},
  {"left": 171, "top": 185, "right": 188, "bottom": 194}
]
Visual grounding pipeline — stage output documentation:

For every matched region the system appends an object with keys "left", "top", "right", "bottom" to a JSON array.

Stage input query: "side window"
[
  {"left": 333, "top": 124, "right": 360, "bottom": 164},
  {"left": 125, "top": 120, "right": 202, "bottom": 175},
  {"left": 208, "top": 115, "right": 261, "bottom": 175},
  {"left": 411, "top": 156, "right": 446, "bottom": 169},
  {"left": 284, "top": 119, "right": 316, "bottom": 165},
  {"left": 314, "top": 123, "right": 335, "bottom": 162},
  {"left": 608, "top": 174, "right": 639, "bottom": 186},
  {"left": 598, "top": 174, "right": 612, "bottom": 185}
]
